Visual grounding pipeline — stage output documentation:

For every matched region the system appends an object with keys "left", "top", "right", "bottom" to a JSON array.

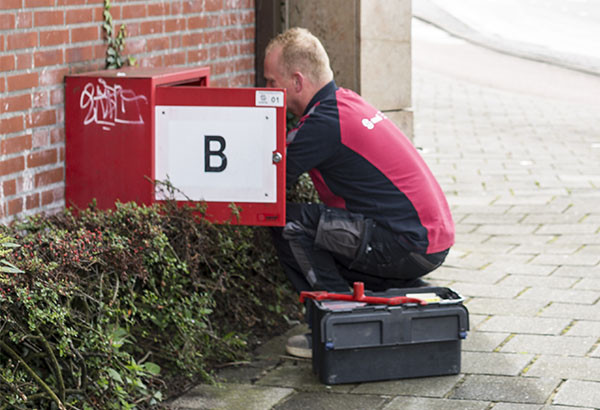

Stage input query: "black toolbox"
[{"left": 300, "top": 282, "right": 469, "bottom": 385}]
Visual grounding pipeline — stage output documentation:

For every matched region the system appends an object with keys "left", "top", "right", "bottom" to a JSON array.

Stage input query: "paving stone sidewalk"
[{"left": 169, "top": 23, "right": 600, "bottom": 410}]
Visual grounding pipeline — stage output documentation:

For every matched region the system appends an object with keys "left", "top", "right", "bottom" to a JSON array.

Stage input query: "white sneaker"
[{"left": 285, "top": 333, "right": 312, "bottom": 358}]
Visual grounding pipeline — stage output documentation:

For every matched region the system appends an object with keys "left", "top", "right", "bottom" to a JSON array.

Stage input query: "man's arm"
[{"left": 285, "top": 106, "right": 340, "bottom": 189}]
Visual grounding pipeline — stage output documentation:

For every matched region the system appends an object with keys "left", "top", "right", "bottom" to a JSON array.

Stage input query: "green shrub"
[{"left": 0, "top": 201, "right": 297, "bottom": 409}]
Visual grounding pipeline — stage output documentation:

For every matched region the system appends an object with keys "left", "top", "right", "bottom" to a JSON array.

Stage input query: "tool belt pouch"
[{"left": 314, "top": 208, "right": 372, "bottom": 261}]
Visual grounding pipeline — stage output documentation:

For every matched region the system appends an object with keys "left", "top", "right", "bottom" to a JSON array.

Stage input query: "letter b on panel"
[{"left": 204, "top": 135, "right": 227, "bottom": 172}]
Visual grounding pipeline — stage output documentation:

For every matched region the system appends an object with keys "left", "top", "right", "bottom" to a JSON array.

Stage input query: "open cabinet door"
[{"left": 155, "top": 86, "right": 287, "bottom": 226}]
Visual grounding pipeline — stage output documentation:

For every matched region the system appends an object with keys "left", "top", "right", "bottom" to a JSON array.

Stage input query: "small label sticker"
[{"left": 256, "top": 90, "right": 284, "bottom": 107}]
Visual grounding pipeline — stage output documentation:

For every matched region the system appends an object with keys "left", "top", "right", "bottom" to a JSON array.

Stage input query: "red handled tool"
[{"left": 300, "top": 282, "right": 427, "bottom": 306}]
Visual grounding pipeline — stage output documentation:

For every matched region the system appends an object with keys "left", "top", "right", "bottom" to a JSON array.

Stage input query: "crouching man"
[{"left": 264, "top": 28, "right": 454, "bottom": 358}]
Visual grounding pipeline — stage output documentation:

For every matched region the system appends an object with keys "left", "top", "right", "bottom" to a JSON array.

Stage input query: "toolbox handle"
[{"left": 300, "top": 282, "right": 427, "bottom": 306}]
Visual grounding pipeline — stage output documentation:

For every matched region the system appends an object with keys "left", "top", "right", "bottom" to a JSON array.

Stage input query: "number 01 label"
[{"left": 255, "top": 90, "right": 284, "bottom": 107}]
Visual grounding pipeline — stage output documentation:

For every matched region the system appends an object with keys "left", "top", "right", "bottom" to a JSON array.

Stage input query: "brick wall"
[{"left": 0, "top": 0, "right": 256, "bottom": 222}]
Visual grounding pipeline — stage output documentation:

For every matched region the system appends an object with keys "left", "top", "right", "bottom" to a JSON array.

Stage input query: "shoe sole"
[{"left": 285, "top": 345, "right": 312, "bottom": 359}]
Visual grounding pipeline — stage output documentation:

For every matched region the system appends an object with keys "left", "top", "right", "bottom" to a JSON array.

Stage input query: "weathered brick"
[
  {"left": 50, "top": 128, "right": 64, "bottom": 145},
  {"left": 148, "top": 2, "right": 168, "bottom": 16},
  {"left": 34, "top": 10, "right": 64, "bottom": 26},
  {"left": 32, "top": 90, "right": 49, "bottom": 108},
  {"left": 123, "top": 21, "right": 140, "bottom": 37},
  {"left": 91, "top": 5, "right": 103, "bottom": 22},
  {"left": 238, "top": 9, "right": 254, "bottom": 24},
  {"left": 93, "top": 44, "right": 107, "bottom": 60},
  {"left": 65, "top": 7, "right": 93, "bottom": 24},
  {"left": 7, "top": 197, "right": 23, "bottom": 216},
  {"left": 218, "top": 43, "right": 237, "bottom": 58},
  {"left": 0, "top": 94, "right": 31, "bottom": 114},
  {"left": 204, "top": 30, "right": 224, "bottom": 44},
  {"left": 70, "top": 26, "right": 99, "bottom": 43},
  {"left": 188, "top": 15, "right": 217, "bottom": 30},
  {"left": 50, "top": 88, "right": 64, "bottom": 106},
  {"left": 122, "top": 4, "right": 146, "bottom": 19},
  {"left": 0, "top": 116, "right": 24, "bottom": 135},
  {"left": 183, "top": 0, "right": 205, "bottom": 13},
  {"left": 34, "top": 49, "right": 64, "bottom": 67},
  {"left": 65, "top": 46, "right": 94, "bottom": 63},
  {"left": 56, "top": 106, "right": 64, "bottom": 124},
  {"left": 39, "top": 68, "right": 68, "bottom": 87},
  {"left": 0, "top": 134, "right": 32, "bottom": 155},
  {"left": 7, "top": 72, "right": 38, "bottom": 91},
  {"left": 2, "top": 179, "right": 17, "bottom": 196},
  {"left": 27, "top": 149, "right": 58, "bottom": 168},
  {"left": 25, "top": 0, "right": 54, "bottom": 7},
  {"left": 164, "top": 51, "right": 185, "bottom": 66},
  {"left": 0, "top": 0, "right": 21, "bottom": 9},
  {"left": 27, "top": 109, "right": 56, "bottom": 128},
  {"left": 40, "top": 29, "right": 69, "bottom": 47},
  {"left": 41, "top": 187, "right": 63, "bottom": 206},
  {"left": 170, "top": 1, "right": 184, "bottom": 14},
  {"left": 16, "top": 53, "right": 33, "bottom": 70},
  {"left": 32, "top": 129, "right": 49, "bottom": 148},
  {"left": 188, "top": 48, "right": 209, "bottom": 63},
  {"left": 0, "top": 156, "right": 25, "bottom": 177},
  {"left": 25, "top": 193, "right": 40, "bottom": 210},
  {"left": 165, "top": 17, "right": 185, "bottom": 32},
  {"left": 181, "top": 32, "right": 204, "bottom": 48},
  {"left": 16, "top": 11, "right": 33, "bottom": 28},
  {"left": 34, "top": 167, "right": 63, "bottom": 188},
  {"left": 229, "top": 72, "right": 254, "bottom": 87},
  {"left": 138, "top": 55, "right": 162, "bottom": 68},
  {"left": 239, "top": 41, "right": 254, "bottom": 55},
  {"left": 140, "top": 20, "right": 162, "bottom": 35},
  {"left": 7, "top": 32, "right": 37, "bottom": 50},
  {"left": 235, "top": 56, "right": 254, "bottom": 71},
  {"left": 0, "top": 13, "right": 15, "bottom": 29},
  {"left": 146, "top": 37, "right": 169, "bottom": 52}
]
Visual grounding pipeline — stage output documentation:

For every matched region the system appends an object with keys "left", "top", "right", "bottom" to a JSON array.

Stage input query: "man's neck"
[{"left": 300, "top": 80, "right": 336, "bottom": 116}]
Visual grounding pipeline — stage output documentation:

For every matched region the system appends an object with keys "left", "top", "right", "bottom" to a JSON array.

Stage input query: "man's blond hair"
[{"left": 266, "top": 27, "right": 333, "bottom": 85}]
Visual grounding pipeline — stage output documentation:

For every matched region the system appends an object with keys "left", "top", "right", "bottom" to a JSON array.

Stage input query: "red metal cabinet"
[{"left": 65, "top": 66, "right": 286, "bottom": 226}]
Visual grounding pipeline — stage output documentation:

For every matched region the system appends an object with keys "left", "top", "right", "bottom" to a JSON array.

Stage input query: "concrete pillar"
[{"left": 287, "top": 0, "right": 413, "bottom": 138}]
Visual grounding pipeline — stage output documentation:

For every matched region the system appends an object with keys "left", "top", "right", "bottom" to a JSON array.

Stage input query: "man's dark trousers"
[{"left": 271, "top": 203, "right": 449, "bottom": 293}]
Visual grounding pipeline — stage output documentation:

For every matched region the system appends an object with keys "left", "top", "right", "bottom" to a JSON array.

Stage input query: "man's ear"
[{"left": 292, "top": 72, "right": 304, "bottom": 93}]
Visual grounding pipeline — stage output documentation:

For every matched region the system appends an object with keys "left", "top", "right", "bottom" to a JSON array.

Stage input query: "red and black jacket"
[{"left": 286, "top": 81, "right": 454, "bottom": 254}]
